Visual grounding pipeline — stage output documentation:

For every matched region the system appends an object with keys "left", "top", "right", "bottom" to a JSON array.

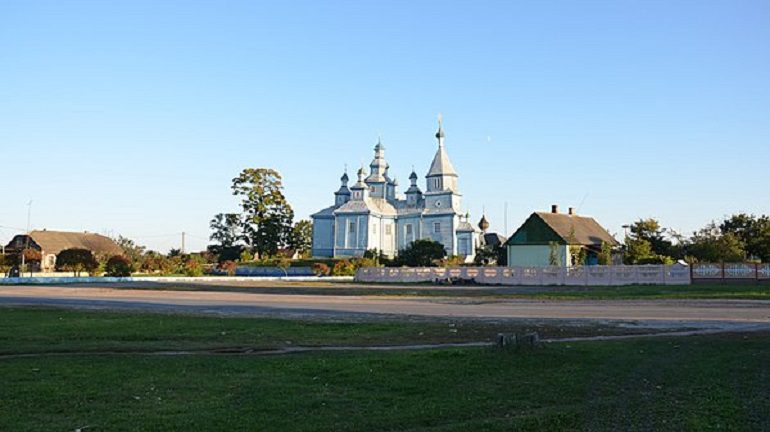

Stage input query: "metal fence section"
[
  {"left": 356, "top": 264, "right": 692, "bottom": 286},
  {"left": 691, "top": 263, "right": 770, "bottom": 282}
]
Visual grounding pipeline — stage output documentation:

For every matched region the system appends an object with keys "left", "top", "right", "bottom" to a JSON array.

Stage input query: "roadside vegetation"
[{"left": 0, "top": 307, "right": 767, "bottom": 431}]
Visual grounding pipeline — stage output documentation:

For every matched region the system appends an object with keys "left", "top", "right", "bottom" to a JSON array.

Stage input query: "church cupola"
[
  {"left": 334, "top": 170, "right": 351, "bottom": 207},
  {"left": 350, "top": 166, "right": 369, "bottom": 201},
  {"left": 405, "top": 169, "right": 423, "bottom": 206},
  {"left": 426, "top": 114, "right": 459, "bottom": 193},
  {"left": 478, "top": 214, "right": 490, "bottom": 233},
  {"left": 366, "top": 137, "right": 388, "bottom": 198}
]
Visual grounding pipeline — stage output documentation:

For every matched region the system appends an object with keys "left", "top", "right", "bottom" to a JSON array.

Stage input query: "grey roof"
[
  {"left": 311, "top": 205, "right": 336, "bottom": 218},
  {"left": 426, "top": 144, "right": 458, "bottom": 177},
  {"left": 335, "top": 198, "right": 397, "bottom": 216},
  {"left": 14, "top": 230, "right": 123, "bottom": 256},
  {"left": 456, "top": 221, "right": 475, "bottom": 232}
]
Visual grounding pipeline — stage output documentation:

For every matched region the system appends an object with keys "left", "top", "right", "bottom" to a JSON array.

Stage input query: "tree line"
[{"left": 624, "top": 214, "right": 770, "bottom": 264}]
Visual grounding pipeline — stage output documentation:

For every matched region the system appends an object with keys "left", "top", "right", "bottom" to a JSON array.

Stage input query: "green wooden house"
[{"left": 504, "top": 205, "right": 618, "bottom": 267}]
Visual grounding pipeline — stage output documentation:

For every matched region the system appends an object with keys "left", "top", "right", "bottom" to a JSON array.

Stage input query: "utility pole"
[
  {"left": 181, "top": 232, "right": 186, "bottom": 254},
  {"left": 504, "top": 202, "right": 508, "bottom": 236}
]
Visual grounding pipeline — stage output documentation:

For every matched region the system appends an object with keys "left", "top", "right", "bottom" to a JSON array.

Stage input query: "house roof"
[
  {"left": 482, "top": 232, "right": 507, "bottom": 247},
  {"left": 23, "top": 230, "right": 123, "bottom": 256},
  {"left": 505, "top": 212, "right": 618, "bottom": 246}
]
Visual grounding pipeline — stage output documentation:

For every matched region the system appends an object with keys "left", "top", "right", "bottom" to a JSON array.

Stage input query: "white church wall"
[{"left": 311, "top": 217, "right": 334, "bottom": 257}]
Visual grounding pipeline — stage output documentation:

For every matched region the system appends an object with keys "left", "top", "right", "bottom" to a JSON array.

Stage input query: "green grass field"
[{"left": 0, "top": 307, "right": 768, "bottom": 431}]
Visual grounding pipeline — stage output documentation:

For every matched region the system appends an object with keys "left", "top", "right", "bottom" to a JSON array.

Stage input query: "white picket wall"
[{"left": 356, "top": 264, "right": 691, "bottom": 286}]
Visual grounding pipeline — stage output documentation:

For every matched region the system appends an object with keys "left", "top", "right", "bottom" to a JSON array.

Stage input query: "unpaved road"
[{"left": 1, "top": 285, "right": 769, "bottom": 324}]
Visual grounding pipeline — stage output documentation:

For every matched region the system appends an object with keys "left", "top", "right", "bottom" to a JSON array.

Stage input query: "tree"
[
  {"left": 624, "top": 236, "right": 653, "bottom": 264},
  {"left": 629, "top": 219, "right": 673, "bottom": 257},
  {"left": 232, "top": 168, "right": 295, "bottom": 258},
  {"left": 56, "top": 248, "right": 99, "bottom": 276},
  {"left": 567, "top": 227, "right": 587, "bottom": 267},
  {"left": 598, "top": 241, "right": 613, "bottom": 265},
  {"left": 689, "top": 223, "right": 746, "bottom": 263},
  {"left": 115, "top": 236, "right": 145, "bottom": 270},
  {"left": 394, "top": 239, "right": 447, "bottom": 267},
  {"left": 290, "top": 219, "right": 313, "bottom": 258},
  {"left": 105, "top": 255, "right": 132, "bottom": 277},
  {"left": 548, "top": 241, "right": 560, "bottom": 266},
  {"left": 209, "top": 213, "right": 243, "bottom": 248},
  {"left": 720, "top": 214, "right": 770, "bottom": 262}
]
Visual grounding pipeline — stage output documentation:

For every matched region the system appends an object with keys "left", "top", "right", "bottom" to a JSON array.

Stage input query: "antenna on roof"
[{"left": 576, "top": 193, "right": 589, "bottom": 213}]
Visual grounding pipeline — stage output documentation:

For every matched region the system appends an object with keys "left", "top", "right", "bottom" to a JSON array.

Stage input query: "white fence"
[{"left": 356, "top": 265, "right": 691, "bottom": 286}]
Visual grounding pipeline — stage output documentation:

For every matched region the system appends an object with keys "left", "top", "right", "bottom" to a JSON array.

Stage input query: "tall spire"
[
  {"left": 426, "top": 114, "right": 457, "bottom": 179},
  {"left": 366, "top": 137, "right": 388, "bottom": 183},
  {"left": 435, "top": 113, "right": 445, "bottom": 143}
]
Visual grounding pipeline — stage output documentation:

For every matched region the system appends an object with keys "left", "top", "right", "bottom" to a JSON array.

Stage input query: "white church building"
[{"left": 311, "top": 119, "right": 479, "bottom": 261}]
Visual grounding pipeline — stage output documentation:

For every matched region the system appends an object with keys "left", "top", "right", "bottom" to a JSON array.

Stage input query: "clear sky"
[{"left": 1, "top": 0, "right": 769, "bottom": 252}]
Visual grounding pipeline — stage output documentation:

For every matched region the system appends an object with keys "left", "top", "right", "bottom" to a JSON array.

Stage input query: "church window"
[
  {"left": 434, "top": 178, "right": 440, "bottom": 189},
  {"left": 349, "top": 221, "right": 356, "bottom": 234},
  {"left": 405, "top": 224, "right": 413, "bottom": 235},
  {"left": 433, "top": 222, "right": 441, "bottom": 233},
  {"left": 385, "top": 225, "right": 392, "bottom": 235},
  {"left": 373, "top": 224, "right": 377, "bottom": 234}
]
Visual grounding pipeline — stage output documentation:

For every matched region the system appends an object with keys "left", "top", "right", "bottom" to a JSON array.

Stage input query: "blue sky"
[{"left": 1, "top": 0, "right": 769, "bottom": 252}]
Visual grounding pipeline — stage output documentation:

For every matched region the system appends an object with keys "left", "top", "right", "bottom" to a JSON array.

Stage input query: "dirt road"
[{"left": 1, "top": 285, "right": 769, "bottom": 324}]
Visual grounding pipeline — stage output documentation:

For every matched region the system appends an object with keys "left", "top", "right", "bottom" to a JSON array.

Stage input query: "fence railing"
[
  {"left": 691, "top": 263, "right": 770, "bottom": 282},
  {"left": 356, "top": 265, "right": 691, "bottom": 286}
]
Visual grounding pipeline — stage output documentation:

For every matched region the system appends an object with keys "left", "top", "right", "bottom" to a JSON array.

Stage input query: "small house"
[
  {"left": 4, "top": 230, "right": 123, "bottom": 271},
  {"left": 504, "top": 205, "right": 618, "bottom": 267}
]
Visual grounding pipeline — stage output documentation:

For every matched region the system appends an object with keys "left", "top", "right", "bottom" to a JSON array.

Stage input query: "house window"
[
  {"left": 405, "top": 224, "right": 413, "bottom": 235},
  {"left": 349, "top": 221, "right": 356, "bottom": 234},
  {"left": 433, "top": 222, "right": 441, "bottom": 233},
  {"left": 370, "top": 186, "right": 376, "bottom": 193},
  {"left": 385, "top": 225, "right": 392, "bottom": 235}
]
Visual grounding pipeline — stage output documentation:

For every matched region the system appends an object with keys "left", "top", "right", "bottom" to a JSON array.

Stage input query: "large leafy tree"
[
  {"left": 720, "top": 214, "right": 770, "bottom": 262},
  {"left": 629, "top": 219, "right": 672, "bottom": 257},
  {"left": 209, "top": 213, "right": 243, "bottom": 248},
  {"left": 688, "top": 223, "right": 746, "bottom": 263},
  {"left": 290, "top": 219, "right": 313, "bottom": 258},
  {"left": 232, "top": 168, "right": 295, "bottom": 258}
]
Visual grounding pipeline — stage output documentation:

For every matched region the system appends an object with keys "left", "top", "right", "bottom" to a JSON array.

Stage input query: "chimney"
[
  {"left": 568, "top": 207, "right": 575, "bottom": 216},
  {"left": 551, "top": 204, "right": 559, "bottom": 214}
]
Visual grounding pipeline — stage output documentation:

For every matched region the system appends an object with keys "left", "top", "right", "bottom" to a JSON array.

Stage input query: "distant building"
[
  {"left": 4, "top": 230, "right": 123, "bottom": 271},
  {"left": 311, "top": 118, "right": 479, "bottom": 261},
  {"left": 504, "top": 205, "right": 618, "bottom": 267}
]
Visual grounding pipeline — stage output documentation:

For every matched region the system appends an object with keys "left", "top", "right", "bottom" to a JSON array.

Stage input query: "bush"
[
  {"left": 351, "top": 257, "right": 378, "bottom": 269},
  {"left": 184, "top": 255, "right": 205, "bottom": 277},
  {"left": 331, "top": 260, "right": 356, "bottom": 276},
  {"left": 56, "top": 248, "right": 99, "bottom": 277},
  {"left": 312, "top": 263, "right": 330, "bottom": 276},
  {"left": 393, "top": 239, "right": 447, "bottom": 267},
  {"left": 439, "top": 255, "right": 465, "bottom": 268},
  {"left": 219, "top": 260, "right": 238, "bottom": 276},
  {"left": 105, "top": 255, "right": 132, "bottom": 277}
]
